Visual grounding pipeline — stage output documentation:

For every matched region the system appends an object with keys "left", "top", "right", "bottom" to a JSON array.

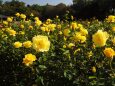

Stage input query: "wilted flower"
[
  {"left": 92, "top": 30, "right": 109, "bottom": 47},
  {"left": 23, "top": 53, "right": 37, "bottom": 66},
  {"left": 32, "top": 35, "right": 50, "bottom": 52},
  {"left": 13, "top": 41, "right": 22, "bottom": 48}
]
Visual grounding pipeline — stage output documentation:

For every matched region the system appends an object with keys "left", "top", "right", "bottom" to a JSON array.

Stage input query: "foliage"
[{"left": 0, "top": 13, "right": 115, "bottom": 86}]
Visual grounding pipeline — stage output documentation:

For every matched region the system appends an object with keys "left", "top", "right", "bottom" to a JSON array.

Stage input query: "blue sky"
[{"left": 3, "top": 0, "right": 73, "bottom": 5}]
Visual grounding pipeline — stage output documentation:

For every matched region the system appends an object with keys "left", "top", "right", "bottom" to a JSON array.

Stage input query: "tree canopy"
[{"left": 0, "top": 0, "right": 114, "bottom": 20}]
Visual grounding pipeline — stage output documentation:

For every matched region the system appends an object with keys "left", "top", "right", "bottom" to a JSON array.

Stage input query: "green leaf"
[
  {"left": 63, "top": 50, "right": 69, "bottom": 54},
  {"left": 39, "top": 65, "right": 47, "bottom": 70},
  {"left": 88, "top": 76, "right": 97, "bottom": 79},
  {"left": 68, "top": 74, "right": 72, "bottom": 80},
  {"left": 64, "top": 70, "right": 67, "bottom": 77}
]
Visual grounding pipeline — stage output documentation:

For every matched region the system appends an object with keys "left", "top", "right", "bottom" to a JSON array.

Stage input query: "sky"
[{"left": 3, "top": 0, "right": 73, "bottom": 5}]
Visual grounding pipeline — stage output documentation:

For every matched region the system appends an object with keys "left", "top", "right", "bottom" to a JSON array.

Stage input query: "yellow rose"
[
  {"left": 20, "top": 25, "right": 24, "bottom": 29},
  {"left": 7, "top": 17, "right": 13, "bottom": 22},
  {"left": 45, "top": 27, "right": 50, "bottom": 32},
  {"left": 112, "top": 27, "right": 115, "bottom": 31},
  {"left": 23, "top": 41, "right": 32, "bottom": 48},
  {"left": 35, "top": 20, "right": 42, "bottom": 26},
  {"left": 70, "top": 22, "right": 77, "bottom": 30},
  {"left": 23, "top": 53, "right": 36, "bottom": 66},
  {"left": 32, "top": 35, "right": 50, "bottom": 52},
  {"left": 63, "top": 45, "right": 66, "bottom": 48},
  {"left": 92, "top": 30, "right": 109, "bottom": 47},
  {"left": 74, "top": 32, "right": 86, "bottom": 43},
  {"left": 46, "top": 19, "right": 52, "bottom": 23},
  {"left": 57, "top": 24, "right": 61, "bottom": 30},
  {"left": 18, "top": 31, "right": 25, "bottom": 35},
  {"left": 7, "top": 29, "right": 16, "bottom": 36},
  {"left": 92, "top": 66, "right": 96, "bottom": 73},
  {"left": 103, "top": 48, "right": 115, "bottom": 59},
  {"left": 78, "top": 24, "right": 83, "bottom": 28},
  {"left": 20, "top": 14, "right": 26, "bottom": 19},
  {"left": 59, "top": 31, "right": 63, "bottom": 35},
  {"left": 34, "top": 17, "right": 39, "bottom": 21},
  {"left": 47, "top": 24, "right": 56, "bottom": 31},
  {"left": 63, "top": 29, "right": 70, "bottom": 36},
  {"left": 3, "top": 21, "right": 8, "bottom": 25},
  {"left": 13, "top": 41, "right": 22, "bottom": 48},
  {"left": 41, "top": 27, "right": 46, "bottom": 31},
  {"left": 80, "top": 36, "right": 86, "bottom": 43},
  {"left": 106, "top": 15, "right": 115, "bottom": 22},
  {"left": 29, "top": 26, "right": 33, "bottom": 30},
  {"left": 15, "top": 13, "right": 20, "bottom": 17},
  {"left": 80, "top": 28, "right": 88, "bottom": 36}
]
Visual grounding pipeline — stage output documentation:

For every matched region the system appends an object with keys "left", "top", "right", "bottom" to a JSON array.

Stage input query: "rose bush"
[{"left": 0, "top": 13, "right": 115, "bottom": 86}]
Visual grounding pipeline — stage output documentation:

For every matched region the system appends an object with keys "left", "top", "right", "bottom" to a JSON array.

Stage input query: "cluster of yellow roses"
[
  {"left": 13, "top": 35, "right": 50, "bottom": 66},
  {"left": 13, "top": 41, "right": 32, "bottom": 48},
  {"left": 15, "top": 13, "right": 26, "bottom": 19},
  {"left": 92, "top": 30, "right": 115, "bottom": 59},
  {"left": 1, "top": 12, "right": 115, "bottom": 67},
  {"left": 13, "top": 35, "right": 50, "bottom": 51}
]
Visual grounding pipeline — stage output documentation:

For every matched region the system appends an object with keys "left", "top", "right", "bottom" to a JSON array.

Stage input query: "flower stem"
[{"left": 109, "top": 60, "right": 115, "bottom": 77}]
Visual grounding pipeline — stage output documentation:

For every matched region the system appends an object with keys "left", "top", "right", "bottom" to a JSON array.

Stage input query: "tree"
[
  {"left": 0, "top": 0, "right": 3, "bottom": 5},
  {"left": 72, "top": 0, "right": 115, "bottom": 19}
]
